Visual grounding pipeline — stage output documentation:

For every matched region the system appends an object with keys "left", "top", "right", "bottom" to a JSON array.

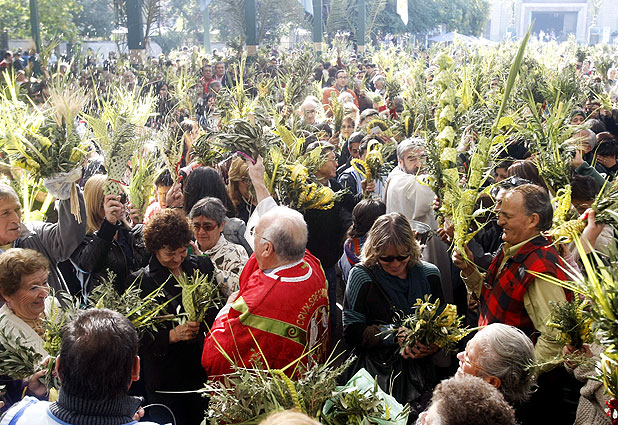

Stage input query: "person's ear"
[
  {"left": 529, "top": 212, "right": 540, "bottom": 229},
  {"left": 55, "top": 355, "right": 61, "bottom": 382},
  {"left": 131, "top": 355, "right": 141, "bottom": 383},
  {"left": 263, "top": 240, "right": 274, "bottom": 258},
  {"left": 484, "top": 375, "right": 502, "bottom": 389}
]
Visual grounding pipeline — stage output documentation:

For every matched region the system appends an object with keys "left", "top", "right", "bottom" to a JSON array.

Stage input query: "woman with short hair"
[
  {"left": 132, "top": 209, "right": 215, "bottom": 425},
  {"left": 189, "top": 197, "right": 248, "bottom": 296},
  {"left": 343, "top": 213, "right": 443, "bottom": 417},
  {"left": 0, "top": 248, "right": 52, "bottom": 411}
]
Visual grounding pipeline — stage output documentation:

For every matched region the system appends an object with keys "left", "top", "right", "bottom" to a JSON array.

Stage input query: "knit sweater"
[{"left": 0, "top": 390, "right": 158, "bottom": 425}]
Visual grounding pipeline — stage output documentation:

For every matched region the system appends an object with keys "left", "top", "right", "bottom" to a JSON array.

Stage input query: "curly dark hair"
[{"left": 143, "top": 209, "right": 193, "bottom": 253}]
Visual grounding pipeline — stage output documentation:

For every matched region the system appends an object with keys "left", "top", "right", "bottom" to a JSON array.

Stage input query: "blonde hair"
[
  {"left": 228, "top": 156, "right": 250, "bottom": 209},
  {"left": 361, "top": 212, "right": 422, "bottom": 268},
  {"left": 259, "top": 410, "right": 321, "bottom": 425},
  {"left": 84, "top": 175, "right": 107, "bottom": 234}
]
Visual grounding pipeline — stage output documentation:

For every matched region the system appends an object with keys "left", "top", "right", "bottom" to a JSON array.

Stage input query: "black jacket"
[
  {"left": 131, "top": 254, "right": 215, "bottom": 425},
  {"left": 304, "top": 179, "right": 352, "bottom": 269},
  {"left": 71, "top": 219, "right": 149, "bottom": 294}
]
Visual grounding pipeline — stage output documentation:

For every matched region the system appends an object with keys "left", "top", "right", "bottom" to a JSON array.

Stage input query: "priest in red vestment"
[{"left": 202, "top": 205, "right": 329, "bottom": 377}]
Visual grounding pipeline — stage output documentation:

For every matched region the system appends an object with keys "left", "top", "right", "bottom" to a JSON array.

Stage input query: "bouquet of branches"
[
  {"left": 443, "top": 29, "right": 531, "bottom": 255},
  {"left": 329, "top": 92, "right": 344, "bottom": 134},
  {"left": 42, "top": 293, "right": 79, "bottom": 392},
  {"left": 392, "top": 295, "right": 471, "bottom": 354},
  {"left": 548, "top": 179, "right": 618, "bottom": 243},
  {"left": 0, "top": 315, "right": 44, "bottom": 380},
  {"left": 264, "top": 145, "right": 345, "bottom": 211},
  {"left": 204, "top": 353, "right": 355, "bottom": 425},
  {"left": 85, "top": 86, "right": 155, "bottom": 195},
  {"left": 4, "top": 84, "right": 90, "bottom": 179},
  {"left": 88, "top": 272, "right": 174, "bottom": 336},
  {"left": 547, "top": 297, "right": 594, "bottom": 349},
  {"left": 217, "top": 118, "right": 276, "bottom": 163},
  {"left": 279, "top": 50, "right": 316, "bottom": 110},
  {"left": 351, "top": 140, "right": 395, "bottom": 182},
  {"left": 534, "top": 239, "right": 618, "bottom": 399},
  {"left": 159, "top": 126, "right": 184, "bottom": 184},
  {"left": 321, "top": 368, "right": 409, "bottom": 425},
  {"left": 191, "top": 132, "right": 227, "bottom": 167},
  {"left": 128, "top": 150, "right": 159, "bottom": 222},
  {"left": 175, "top": 270, "right": 222, "bottom": 323}
]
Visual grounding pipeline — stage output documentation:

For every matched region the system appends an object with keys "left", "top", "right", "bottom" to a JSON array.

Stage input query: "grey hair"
[
  {"left": 261, "top": 206, "right": 308, "bottom": 262},
  {"left": 189, "top": 197, "right": 227, "bottom": 225},
  {"left": 475, "top": 323, "right": 537, "bottom": 404},
  {"left": 299, "top": 99, "right": 319, "bottom": 113},
  {"left": 582, "top": 129, "right": 596, "bottom": 146},
  {"left": 0, "top": 184, "right": 18, "bottom": 201},
  {"left": 508, "top": 184, "right": 553, "bottom": 232},
  {"left": 0, "top": 183, "right": 19, "bottom": 200},
  {"left": 396, "top": 138, "right": 426, "bottom": 160}
]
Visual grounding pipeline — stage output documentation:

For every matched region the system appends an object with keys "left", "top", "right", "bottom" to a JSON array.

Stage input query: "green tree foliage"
[
  {"left": 209, "top": 0, "right": 308, "bottom": 45},
  {"left": 0, "top": 0, "right": 79, "bottom": 41},
  {"left": 326, "top": 0, "right": 388, "bottom": 42},
  {"left": 72, "top": 0, "right": 115, "bottom": 38},
  {"left": 326, "top": 0, "right": 490, "bottom": 41}
]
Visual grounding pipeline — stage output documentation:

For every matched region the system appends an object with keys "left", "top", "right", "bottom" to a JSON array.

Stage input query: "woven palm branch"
[
  {"left": 175, "top": 270, "right": 222, "bottom": 323},
  {"left": 2, "top": 79, "right": 90, "bottom": 179},
  {"left": 128, "top": 150, "right": 159, "bottom": 221}
]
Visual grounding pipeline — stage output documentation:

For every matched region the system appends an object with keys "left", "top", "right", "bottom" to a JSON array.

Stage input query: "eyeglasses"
[
  {"left": 460, "top": 350, "right": 491, "bottom": 376},
  {"left": 192, "top": 222, "right": 219, "bottom": 231},
  {"left": 378, "top": 254, "right": 410, "bottom": 263},
  {"left": 249, "top": 226, "right": 271, "bottom": 243},
  {"left": 499, "top": 175, "right": 532, "bottom": 189}
]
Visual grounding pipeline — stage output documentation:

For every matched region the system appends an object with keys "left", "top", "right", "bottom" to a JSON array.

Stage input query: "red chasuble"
[{"left": 202, "top": 250, "right": 329, "bottom": 377}]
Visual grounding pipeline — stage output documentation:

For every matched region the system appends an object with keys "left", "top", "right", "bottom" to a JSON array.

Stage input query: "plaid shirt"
[{"left": 480, "top": 235, "right": 567, "bottom": 340}]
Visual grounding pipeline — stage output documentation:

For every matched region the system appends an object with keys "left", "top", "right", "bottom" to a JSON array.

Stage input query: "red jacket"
[
  {"left": 202, "top": 250, "right": 329, "bottom": 377},
  {"left": 322, "top": 86, "right": 359, "bottom": 115}
]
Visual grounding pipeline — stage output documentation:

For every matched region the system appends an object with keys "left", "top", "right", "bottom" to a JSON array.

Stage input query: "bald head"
[{"left": 258, "top": 206, "right": 307, "bottom": 263}]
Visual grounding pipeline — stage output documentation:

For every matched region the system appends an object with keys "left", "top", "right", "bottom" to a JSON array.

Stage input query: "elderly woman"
[
  {"left": 343, "top": 212, "right": 442, "bottom": 416},
  {"left": 0, "top": 248, "right": 51, "bottom": 410},
  {"left": 189, "top": 197, "right": 248, "bottom": 296},
  {"left": 455, "top": 323, "right": 536, "bottom": 423},
  {"left": 71, "top": 175, "right": 148, "bottom": 294},
  {"left": 132, "top": 209, "right": 214, "bottom": 425}
]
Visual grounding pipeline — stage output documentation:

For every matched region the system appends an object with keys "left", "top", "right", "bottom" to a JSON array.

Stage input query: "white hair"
[
  {"left": 474, "top": 323, "right": 537, "bottom": 404},
  {"left": 260, "top": 206, "right": 308, "bottom": 262},
  {"left": 396, "top": 137, "right": 426, "bottom": 160}
]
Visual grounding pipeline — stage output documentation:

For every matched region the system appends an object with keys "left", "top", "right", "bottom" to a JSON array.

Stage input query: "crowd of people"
[{"left": 0, "top": 38, "right": 618, "bottom": 425}]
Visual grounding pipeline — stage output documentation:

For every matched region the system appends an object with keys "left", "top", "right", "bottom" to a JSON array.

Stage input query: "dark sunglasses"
[
  {"left": 379, "top": 254, "right": 410, "bottom": 263},
  {"left": 192, "top": 222, "right": 218, "bottom": 231}
]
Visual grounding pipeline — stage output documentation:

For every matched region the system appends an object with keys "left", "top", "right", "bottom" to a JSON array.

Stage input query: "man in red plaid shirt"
[{"left": 453, "top": 184, "right": 567, "bottom": 366}]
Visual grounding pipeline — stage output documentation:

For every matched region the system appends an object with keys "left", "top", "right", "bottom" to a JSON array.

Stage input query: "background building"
[{"left": 485, "top": 0, "right": 618, "bottom": 43}]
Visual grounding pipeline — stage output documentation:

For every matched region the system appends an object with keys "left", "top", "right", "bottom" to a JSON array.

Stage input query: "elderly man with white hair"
[
  {"left": 299, "top": 97, "right": 320, "bottom": 126},
  {"left": 202, "top": 165, "right": 329, "bottom": 376}
]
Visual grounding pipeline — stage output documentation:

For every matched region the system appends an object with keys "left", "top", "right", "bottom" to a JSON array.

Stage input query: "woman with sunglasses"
[
  {"left": 343, "top": 212, "right": 443, "bottom": 418},
  {"left": 189, "top": 197, "right": 248, "bottom": 296}
]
